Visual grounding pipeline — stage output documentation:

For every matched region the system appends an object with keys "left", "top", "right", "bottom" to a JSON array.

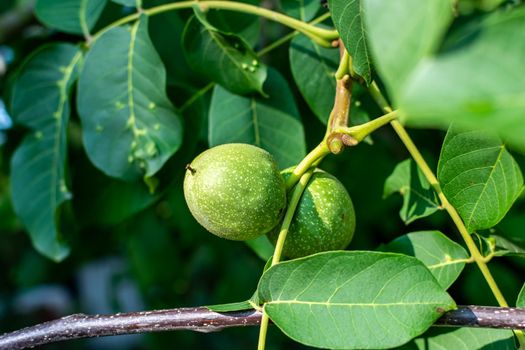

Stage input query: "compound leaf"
[
  {"left": 77, "top": 15, "right": 183, "bottom": 181},
  {"left": 437, "top": 127, "right": 523, "bottom": 232},
  {"left": 258, "top": 251, "right": 455, "bottom": 349},
  {"left": 10, "top": 44, "right": 82, "bottom": 261}
]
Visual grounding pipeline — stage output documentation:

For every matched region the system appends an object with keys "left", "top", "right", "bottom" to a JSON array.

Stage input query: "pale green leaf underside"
[
  {"left": 77, "top": 15, "right": 183, "bottom": 181},
  {"left": 384, "top": 159, "right": 441, "bottom": 224},
  {"left": 289, "top": 34, "right": 338, "bottom": 124},
  {"left": 280, "top": 0, "right": 320, "bottom": 21},
  {"left": 35, "top": 0, "right": 107, "bottom": 35},
  {"left": 518, "top": 283, "right": 525, "bottom": 308},
  {"left": 400, "top": 7, "right": 525, "bottom": 153},
  {"left": 208, "top": 68, "right": 306, "bottom": 169},
  {"left": 410, "top": 327, "right": 516, "bottom": 350},
  {"left": 382, "top": 231, "right": 469, "bottom": 290},
  {"left": 10, "top": 44, "right": 82, "bottom": 261},
  {"left": 183, "top": 15, "right": 267, "bottom": 95},
  {"left": 437, "top": 128, "right": 524, "bottom": 232},
  {"left": 363, "top": 0, "right": 453, "bottom": 96},
  {"left": 258, "top": 251, "right": 455, "bottom": 349},
  {"left": 328, "top": 0, "right": 371, "bottom": 83}
]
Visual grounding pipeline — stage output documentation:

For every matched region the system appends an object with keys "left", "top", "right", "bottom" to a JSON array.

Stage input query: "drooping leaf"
[
  {"left": 437, "top": 127, "right": 524, "bottom": 232},
  {"left": 518, "top": 283, "right": 525, "bottom": 307},
  {"left": 10, "top": 44, "right": 82, "bottom": 261},
  {"left": 328, "top": 0, "right": 371, "bottom": 83},
  {"left": 35, "top": 0, "right": 107, "bottom": 35},
  {"left": 289, "top": 33, "right": 339, "bottom": 123},
  {"left": 384, "top": 159, "right": 441, "bottom": 224},
  {"left": 258, "top": 251, "right": 455, "bottom": 350},
  {"left": 182, "top": 14, "right": 267, "bottom": 95},
  {"left": 409, "top": 327, "right": 516, "bottom": 350},
  {"left": 208, "top": 68, "right": 306, "bottom": 169},
  {"left": 280, "top": 0, "right": 321, "bottom": 21},
  {"left": 399, "top": 7, "right": 525, "bottom": 153},
  {"left": 382, "top": 231, "right": 469, "bottom": 289},
  {"left": 206, "top": 300, "right": 254, "bottom": 313},
  {"left": 77, "top": 15, "right": 183, "bottom": 181},
  {"left": 362, "top": 0, "right": 453, "bottom": 95}
]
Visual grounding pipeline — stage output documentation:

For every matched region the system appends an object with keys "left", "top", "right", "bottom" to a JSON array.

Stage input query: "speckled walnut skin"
[
  {"left": 268, "top": 168, "right": 356, "bottom": 258},
  {"left": 184, "top": 144, "right": 286, "bottom": 240}
]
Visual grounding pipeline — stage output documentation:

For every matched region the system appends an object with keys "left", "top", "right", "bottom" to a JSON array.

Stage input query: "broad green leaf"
[
  {"left": 206, "top": 300, "right": 253, "bottom": 312},
  {"left": 289, "top": 33, "right": 339, "bottom": 123},
  {"left": 518, "top": 283, "right": 524, "bottom": 307},
  {"left": 35, "top": 0, "right": 107, "bottom": 35},
  {"left": 77, "top": 15, "right": 183, "bottom": 181},
  {"left": 182, "top": 14, "right": 267, "bottom": 95},
  {"left": 258, "top": 251, "right": 455, "bottom": 349},
  {"left": 10, "top": 44, "right": 82, "bottom": 261},
  {"left": 280, "top": 0, "right": 320, "bottom": 21},
  {"left": 400, "top": 7, "right": 525, "bottom": 153},
  {"left": 363, "top": 0, "right": 453, "bottom": 95},
  {"left": 208, "top": 68, "right": 306, "bottom": 169},
  {"left": 384, "top": 159, "right": 441, "bottom": 224},
  {"left": 245, "top": 235, "right": 274, "bottom": 261},
  {"left": 410, "top": 327, "right": 516, "bottom": 350},
  {"left": 328, "top": 0, "right": 371, "bottom": 83},
  {"left": 382, "top": 231, "right": 469, "bottom": 289},
  {"left": 437, "top": 127, "right": 524, "bottom": 232}
]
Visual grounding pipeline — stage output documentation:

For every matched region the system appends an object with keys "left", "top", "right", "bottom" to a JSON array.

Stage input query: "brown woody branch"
[{"left": 1, "top": 306, "right": 524, "bottom": 350}]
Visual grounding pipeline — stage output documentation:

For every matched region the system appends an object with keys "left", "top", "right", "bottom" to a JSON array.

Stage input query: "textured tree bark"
[{"left": 0, "top": 306, "right": 524, "bottom": 350}]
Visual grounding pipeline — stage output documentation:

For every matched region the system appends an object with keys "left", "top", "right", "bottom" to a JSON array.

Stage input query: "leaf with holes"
[
  {"left": 406, "top": 327, "right": 516, "bottom": 350},
  {"left": 182, "top": 13, "right": 267, "bottom": 95},
  {"left": 280, "top": 0, "right": 321, "bottom": 21},
  {"left": 289, "top": 33, "right": 339, "bottom": 123},
  {"left": 208, "top": 68, "right": 306, "bottom": 169},
  {"left": 437, "top": 127, "right": 524, "bottom": 233},
  {"left": 399, "top": 7, "right": 525, "bottom": 153},
  {"left": 10, "top": 44, "right": 82, "bottom": 261},
  {"left": 258, "top": 251, "right": 455, "bottom": 349},
  {"left": 382, "top": 231, "right": 469, "bottom": 289},
  {"left": 328, "top": 0, "right": 371, "bottom": 83},
  {"left": 77, "top": 15, "right": 183, "bottom": 181},
  {"left": 384, "top": 159, "right": 441, "bottom": 224},
  {"left": 362, "top": 0, "right": 452, "bottom": 95},
  {"left": 35, "top": 0, "right": 107, "bottom": 35}
]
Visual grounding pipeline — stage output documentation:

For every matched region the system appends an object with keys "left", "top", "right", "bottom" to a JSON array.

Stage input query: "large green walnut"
[
  {"left": 268, "top": 168, "right": 356, "bottom": 258},
  {"left": 184, "top": 143, "right": 286, "bottom": 241}
]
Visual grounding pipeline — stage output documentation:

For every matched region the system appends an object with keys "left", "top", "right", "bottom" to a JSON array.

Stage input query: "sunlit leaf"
[
  {"left": 10, "top": 44, "right": 82, "bottom": 261},
  {"left": 258, "top": 251, "right": 455, "bottom": 349}
]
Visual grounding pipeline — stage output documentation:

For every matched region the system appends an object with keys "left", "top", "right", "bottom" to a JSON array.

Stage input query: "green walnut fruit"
[
  {"left": 184, "top": 143, "right": 286, "bottom": 241},
  {"left": 268, "top": 168, "right": 355, "bottom": 258}
]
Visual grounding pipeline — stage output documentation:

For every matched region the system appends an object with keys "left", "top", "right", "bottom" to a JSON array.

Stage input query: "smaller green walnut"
[
  {"left": 268, "top": 168, "right": 355, "bottom": 258},
  {"left": 184, "top": 143, "right": 286, "bottom": 241}
]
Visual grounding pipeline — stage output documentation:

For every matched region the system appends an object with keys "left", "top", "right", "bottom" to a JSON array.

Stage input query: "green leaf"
[
  {"left": 289, "top": 33, "right": 339, "bottom": 124},
  {"left": 518, "top": 283, "right": 525, "bottom": 308},
  {"left": 437, "top": 127, "right": 524, "bottom": 232},
  {"left": 328, "top": 0, "right": 371, "bottom": 83},
  {"left": 363, "top": 0, "right": 453, "bottom": 95},
  {"left": 410, "top": 327, "right": 516, "bottom": 350},
  {"left": 208, "top": 68, "right": 306, "bottom": 169},
  {"left": 399, "top": 7, "right": 525, "bottom": 153},
  {"left": 258, "top": 251, "right": 456, "bottom": 349},
  {"left": 245, "top": 235, "right": 274, "bottom": 261},
  {"left": 384, "top": 159, "right": 441, "bottom": 224},
  {"left": 486, "top": 234, "right": 525, "bottom": 258},
  {"left": 111, "top": 0, "right": 139, "bottom": 7},
  {"left": 35, "top": 0, "right": 107, "bottom": 35},
  {"left": 280, "top": 0, "right": 320, "bottom": 21},
  {"left": 382, "top": 231, "right": 469, "bottom": 289},
  {"left": 206, "top": 300, "right": 254, "bottom": 312},
  {"left": 182, "top": 14, "right": 267, "bottom": 95},
  {"left": 10, "top": 44, "right": 82, "bottom": 261},
  {"left": 77, "top": 15, "right": 183, "bottom": 181}
]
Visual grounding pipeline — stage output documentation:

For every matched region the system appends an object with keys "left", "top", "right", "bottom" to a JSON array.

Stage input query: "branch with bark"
[{"left": 0, "top": 305, "right": 524, "bottom": 350}]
